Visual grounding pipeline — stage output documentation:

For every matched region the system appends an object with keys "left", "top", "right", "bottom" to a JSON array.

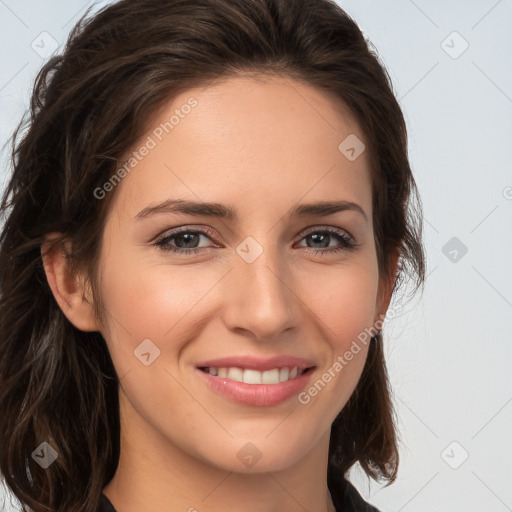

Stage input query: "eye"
[
  {"left": 294, "top": 227, "right": 357, "bottom": 255},
  {"left": 154, "top": 227, "right": 217, "bottom": 255}
]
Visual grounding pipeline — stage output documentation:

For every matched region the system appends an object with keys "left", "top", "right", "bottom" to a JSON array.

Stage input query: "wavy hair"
[{"left": 0, "top": 0, "right": 425, "bottom": 510}]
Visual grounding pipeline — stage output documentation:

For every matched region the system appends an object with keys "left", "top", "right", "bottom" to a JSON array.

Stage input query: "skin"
[{"left": 42, "top": 74, "right": 398, "bottom": 512}]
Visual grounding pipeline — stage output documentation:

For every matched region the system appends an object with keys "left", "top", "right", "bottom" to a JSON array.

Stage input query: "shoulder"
[{"left": 328, "top": 469, "right": 383, "bottom": 512}]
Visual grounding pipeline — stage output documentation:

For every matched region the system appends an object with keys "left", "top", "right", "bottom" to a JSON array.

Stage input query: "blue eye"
[{"left": 154, "top": 227, "right": 357, "bottom": 255}]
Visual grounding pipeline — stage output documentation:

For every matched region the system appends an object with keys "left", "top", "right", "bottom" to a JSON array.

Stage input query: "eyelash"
[{"left": 153, "top": 226, "right": 357, "bottom": 256}]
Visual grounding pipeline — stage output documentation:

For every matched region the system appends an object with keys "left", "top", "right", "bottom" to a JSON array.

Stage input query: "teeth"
[
  {"left": 203, "top": 366, "right": 305, "bottom": 384},
  {"left": 227, "top": 367, "right": 243, "bottom": 382},
  {"left": 243, "top": 369, "right": 262, "bottom": 384},
  {"left": 279, "top": 367, "right": 289, "bottom": 382},
  {"left": 262, "top": 369, "right": 279, "bottom": 384}
]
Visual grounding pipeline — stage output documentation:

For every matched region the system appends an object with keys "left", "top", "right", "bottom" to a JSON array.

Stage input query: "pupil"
[
  {"left": 309, "top": 233, "right": 328, "bottom": 248},
  {"left": 176, "top": 233, "right": 198, "bottom": 248}
]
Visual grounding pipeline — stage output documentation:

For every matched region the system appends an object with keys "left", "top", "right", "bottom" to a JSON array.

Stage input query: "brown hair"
[{"left": 0, "top": 0, "right": 425, "bottom": 510}]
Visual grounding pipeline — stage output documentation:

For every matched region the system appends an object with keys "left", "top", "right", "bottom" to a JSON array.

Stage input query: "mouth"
[
  {"left": 195, "top": 356, "right": 317, "bottom": 407},
  {"left": 197, "top": 365, "right": 315, "bottom": 384}
]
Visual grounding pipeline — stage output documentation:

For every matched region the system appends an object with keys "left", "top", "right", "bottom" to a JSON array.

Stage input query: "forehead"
[{"left": 108, "top": 73, "right": 372, "bottom": 223}]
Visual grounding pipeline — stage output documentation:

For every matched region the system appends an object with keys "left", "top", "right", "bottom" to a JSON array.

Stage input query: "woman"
[{"left": 0, "top": 0, "right": 425, "bottom": 511}]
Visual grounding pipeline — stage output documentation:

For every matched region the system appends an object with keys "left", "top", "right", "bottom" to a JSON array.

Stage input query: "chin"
[{"left": 198, "top": 435, "right": 316, "bottom": 474}]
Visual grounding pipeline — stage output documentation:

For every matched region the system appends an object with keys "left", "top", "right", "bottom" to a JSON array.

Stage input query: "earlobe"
[{"left": 41, "top": 233, "right": 100, "bottom": 332}]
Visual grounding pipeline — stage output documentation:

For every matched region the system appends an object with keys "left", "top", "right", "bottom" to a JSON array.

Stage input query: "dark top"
[{"left": 98, "top": 469, "right": 381, "bottom": 511}]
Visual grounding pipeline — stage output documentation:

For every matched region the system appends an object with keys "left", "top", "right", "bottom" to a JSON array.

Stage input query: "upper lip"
[{"left": 195, "top": 355, "right": 317, "bottom": 372}]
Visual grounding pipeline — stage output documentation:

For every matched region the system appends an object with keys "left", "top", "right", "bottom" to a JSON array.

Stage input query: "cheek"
[
  {"left": 97, "top": 248, "right": 222, "bottom": 371},
  {"left": 297, "top": 260, "right": 378, "bottom": 406},
  {"left": 304, "top": 258, "right": 380, "bottom": 345}
]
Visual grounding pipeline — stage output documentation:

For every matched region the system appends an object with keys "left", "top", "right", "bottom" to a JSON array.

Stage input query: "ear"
[
  {"left": 41, "top": 233, "right": 100, "bottom": 332},
  {"left": 375, "top": 249, "right": 400, "bottom": 324}
]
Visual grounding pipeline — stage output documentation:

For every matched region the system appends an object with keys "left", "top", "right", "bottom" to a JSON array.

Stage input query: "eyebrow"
[{"left": 135, "top": 198, "right": 368, "bottom": 223}]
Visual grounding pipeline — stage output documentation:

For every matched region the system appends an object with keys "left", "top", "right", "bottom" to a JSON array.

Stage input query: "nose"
[{"left": 221, "top": 238, "right": 301, "bottom": 341}]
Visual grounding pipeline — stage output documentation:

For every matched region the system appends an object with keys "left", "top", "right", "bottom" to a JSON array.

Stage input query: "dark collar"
[
  {"left": 328, "top": 467, "right": 381, "bottom": 512},
  {"left": 99, "top": 493, "right": 116, "bottom": 512}
]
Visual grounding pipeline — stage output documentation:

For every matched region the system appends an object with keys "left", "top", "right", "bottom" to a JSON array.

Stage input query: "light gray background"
[{"left": 1, "top": 1, "right": 511, "bottom": 511}]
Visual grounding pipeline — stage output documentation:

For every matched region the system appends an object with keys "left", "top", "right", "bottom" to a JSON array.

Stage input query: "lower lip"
[{"left": 196, "top": 368, "right": 315, "bottom": 407}]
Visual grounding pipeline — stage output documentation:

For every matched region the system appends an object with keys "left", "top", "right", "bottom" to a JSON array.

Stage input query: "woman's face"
[{"left": 95, "top": 74, "right": 389, "bottom": 473}]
